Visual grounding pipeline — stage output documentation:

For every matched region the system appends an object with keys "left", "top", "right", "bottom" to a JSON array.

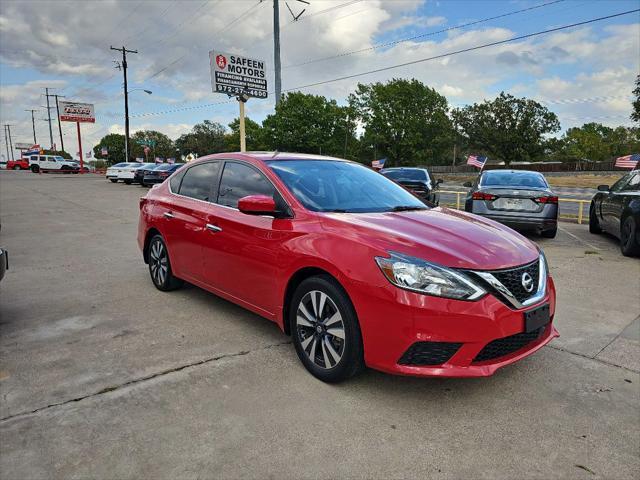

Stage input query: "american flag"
[
  {"left": 467, "top": 155, "right": 488, "bottom": 169},
  {"left": 101, "top": 147, "right": 108, "bottom": 156},
  {"left": 371, "top": 158, "right": 386, "bottom": 169},
  {"left": 615, "top": 153, "right": 640, "bottom": 169}
]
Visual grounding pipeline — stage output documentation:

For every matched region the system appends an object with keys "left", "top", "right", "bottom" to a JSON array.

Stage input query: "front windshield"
[
  {"left": 381, "top": 169, "right": 427, "bottom": 182},
  {"left": 481, "top": 171, "right": 548, "bottom": 189},
  {"left": 267, "top": 160, "right": 426, "bottom": 213}
]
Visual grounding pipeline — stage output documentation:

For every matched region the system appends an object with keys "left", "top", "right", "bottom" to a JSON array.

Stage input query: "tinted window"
[
  {"left": 169, "top": 168, "right": 186, "bottom": 192},
  {"left": 621, "top": 173, "right": 639, "bottom": 191},
  {"left": 178, "top": 162, "right": 221, "bottom": 201},
  {"left": 381, "top": 169, "right": 428, "bottom": 182},
  {"left": 217, "top": 162, "right": 276, "bottom": 208},
  {"left": 155, "top": 164, "right": 175, "bottom": 171},
  {"left": 268, "top": 160, "right": 425, "bottom": 213},
  {"left": 480, "top": 171, "right": 548, "bottom": 189},
  {"left": 610, "top": 173, "right": 632, "bottom": 192},
  {"left": 112, "top": 162, "right": 128, "bottom": 168}
]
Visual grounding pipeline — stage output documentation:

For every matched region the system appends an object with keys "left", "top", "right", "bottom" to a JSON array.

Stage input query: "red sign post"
[{"left": 59, "top": 101, "right": 95, "bottom": 174}]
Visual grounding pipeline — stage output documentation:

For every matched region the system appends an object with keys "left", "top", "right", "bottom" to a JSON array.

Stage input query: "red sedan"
[{"left": 138, "top": 153, "right": 558, "bottom": 382}]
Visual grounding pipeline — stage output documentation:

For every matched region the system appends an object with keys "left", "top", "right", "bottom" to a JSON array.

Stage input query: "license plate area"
[
  {"left": 493, "top": 197, "right": 537, "bottom": 211},
  {"left": 524, "top": 303, "right": 550, "bottom": 333}
]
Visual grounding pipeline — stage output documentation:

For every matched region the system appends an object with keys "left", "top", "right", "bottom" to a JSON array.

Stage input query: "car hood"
[{"left": 320, "top": 207, "right": 540, "bottom": 270}]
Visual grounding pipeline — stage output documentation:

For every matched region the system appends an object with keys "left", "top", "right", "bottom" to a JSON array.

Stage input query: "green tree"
[
  {"left": 349, "top": 78, "right": 453, "bottom": 166},
  {"left": 452, "top": 92, "right": 560, "bottom": 164},
  {"left": 225, "top": 117, "right": 267, "bottom": 151},
  {"left": 632, "top": 75, "right": 640, "bottom": 123},
  {"left": 93, "top": 133, "right": 125, "bottom": 164},
  {"left": 262, "top": 92, "right": 357, "bottom": 158},
  {"left": 175, "top": 120, "right": 227, "bottom": 157},
  {"left": 548, "top": 124, "right": 640, "bottom": 162},
  {"left": 130, "top": 130, "right": 175, "bottom": 161}
]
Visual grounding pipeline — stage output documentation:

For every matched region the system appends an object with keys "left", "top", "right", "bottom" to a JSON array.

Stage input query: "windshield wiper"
[{"left": 389, "top": 205, "right": 428, "bottom": 212}]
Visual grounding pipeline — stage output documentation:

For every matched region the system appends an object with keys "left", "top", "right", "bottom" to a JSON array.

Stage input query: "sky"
[{"left": 0, "top": 0, "right": 639, "bottom": 160}]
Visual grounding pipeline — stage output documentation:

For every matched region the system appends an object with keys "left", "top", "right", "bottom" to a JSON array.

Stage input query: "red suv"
[{"left": 138, "top": 153, "right": 558, "bottom": 382}]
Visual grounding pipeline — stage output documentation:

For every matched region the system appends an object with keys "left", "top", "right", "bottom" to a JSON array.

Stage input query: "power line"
[
  {"left": 126, "top": 9, "right": 639, "bottom": 119},
  {"left": 282, "top": 0, "right": 566, "bottom": 69},
  {"left": 283, "top": 9, "right": 640, "bottom": 92}
]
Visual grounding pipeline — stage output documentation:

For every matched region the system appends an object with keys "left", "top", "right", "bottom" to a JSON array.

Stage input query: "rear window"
[
  {"left": 480, "top": 171, "right": 548, "bottom": 189},
  {"left": 155, "top": 164, "right": 174, "bottom": 171},
  {"left": 178, "top": 162, "right": 221, "bottom": 201},
  {"left": 381, "top": 169, "right": 428, "bottom": 182},
  {"left": 112, "top": 163, "right": 128, "bottom": 168}
]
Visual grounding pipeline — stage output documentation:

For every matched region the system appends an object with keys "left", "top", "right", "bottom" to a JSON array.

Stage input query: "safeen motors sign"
[{"left": 209, "top": 51, "right": 267, "bottom": 99}]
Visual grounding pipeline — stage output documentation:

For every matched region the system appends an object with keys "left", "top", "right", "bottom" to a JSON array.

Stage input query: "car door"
[
  {"left": 160, "top": 161, "right": 222, "bottom": 282},
  {"left": 601, "top": 174, "right": 631, "bottom": 233},
  {"left": 201, "top": 160, "right": 293, "bottom": 315},
  {"left": 39, "top": 155, "right": 52, "bottom": 170}
]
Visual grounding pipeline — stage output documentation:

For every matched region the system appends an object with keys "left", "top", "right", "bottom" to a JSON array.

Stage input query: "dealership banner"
[{"left": 59, "top": 101, "right": 95, "bottom": 123}]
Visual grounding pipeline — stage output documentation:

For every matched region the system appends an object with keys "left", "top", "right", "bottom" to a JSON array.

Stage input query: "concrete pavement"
[{"left": 1, "top": 171, "right": 638, "bottom": 479}]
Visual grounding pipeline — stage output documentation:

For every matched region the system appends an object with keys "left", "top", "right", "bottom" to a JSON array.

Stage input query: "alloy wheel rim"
[
  {"left": 149, "top": 240, "right": 168, "bottom": 286},
  {"left": 296, "top": 290, "right": 345, "bottom": 369}
]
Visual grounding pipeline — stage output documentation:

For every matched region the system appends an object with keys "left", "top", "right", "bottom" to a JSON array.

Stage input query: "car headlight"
[
  {"left": 539, "top": 248, "right": 549, "bottom": 275},
  {"left": 375, "top": 252, "right": 486, "bottom": 300}
]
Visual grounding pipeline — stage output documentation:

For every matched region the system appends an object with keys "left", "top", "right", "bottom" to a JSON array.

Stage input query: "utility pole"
[
  {"left": 3, "top": 125, "right": 10, "bottom": 161},
  {"left": 25, "top": 109, "right": 37, "bottom": 144},
  {"left": 4, "top": 124, "right": 15, "bottom": 160},
  {"left": 111, "top": 45, "right": 138, "bottom": 162},
  {"left": 273, "top": 0, "right": 281, "bottom": 105},
  {"left": 44, "top": 88, "right": 54, "bottom": 148},
  {"left": 52, "top": 95, "right": 65, "bottom": 152}
]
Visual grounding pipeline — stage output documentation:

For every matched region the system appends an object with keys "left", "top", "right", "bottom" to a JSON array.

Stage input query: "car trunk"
[{"left": 479, "top": 188, "right": 549, "bottom": 213}]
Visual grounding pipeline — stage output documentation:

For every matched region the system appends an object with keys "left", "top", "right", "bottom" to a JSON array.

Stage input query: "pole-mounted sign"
[
  {"left": 59, "top": 100, "right": 95, "bottom": 173},
  {"left": 209, "top": 50, "right": 268, "bottom": 99},
  {"left": 209, "top": 50, "right": 268, "bottom": 153}
]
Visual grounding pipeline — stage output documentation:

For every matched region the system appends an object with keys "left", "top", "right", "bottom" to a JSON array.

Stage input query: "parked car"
[
  {"left": 27, "top": 154, "right": 79, "bottom": 173},
  {"left": 106, "top": 162, "right": 140, "bottom": 182},
  {"left": 135, "top": 164, "right": 158, "bottom": 185},
  {"left": 6, "top": 158, "right": 30, "bottom": 170},
  {"left": 380, "top": 167, "right": 442, "bottom": 205},
  {"left": 142, "top": 163, "right": 182, "bottom": 186},
  {"left": 0, "top": 247, "right": 7, "bottom": 282},
  {"left": 119, "top": 162, "right": 155, "bottom": 184},
  {"left": 464, "top": 170, "right": 558, "bottom": 238},
  {"left": 138, "top": 153, "right": 557, "bottom": 382},
  {"left": 589, "top": 169, "right": 640, "bottom": 256}
]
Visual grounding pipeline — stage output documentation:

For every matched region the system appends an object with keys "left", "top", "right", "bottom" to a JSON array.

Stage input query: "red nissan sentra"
[{"left": 138, "top": 153, "right": 558, "bottom": 382}]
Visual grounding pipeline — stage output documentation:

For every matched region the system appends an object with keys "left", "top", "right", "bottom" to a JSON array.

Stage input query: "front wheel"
[
  {"left": 124, "top": 180, "right": 132, "bottom": 185},
  {"left": 31, "top": 165, "right": 40, "bottom": 173},
  {"left": 147, "top": 234, "right": 183, "bottom": 291},
  {"left": 620, "top": 216, "right": 640, "bottom": 257},
  {"left": 541, "top": 226, "right": 557, "bottom": 238},
  {"left": 109, "top": 179, "right": 118, "bottom": 183},
  {"left": 13, "top": 165, "right": 20, "bottom": 170},
  {"left": 290, "top": 275, "right": 364, "bottom": 383}
]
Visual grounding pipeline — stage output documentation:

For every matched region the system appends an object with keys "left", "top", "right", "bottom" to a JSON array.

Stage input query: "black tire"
[
  {"left": 31, "top": 165, "right": 40, "bottom": 173},
  {"left": 290, "top": 275, "right": 364, "bottom": 383},
  {"left": 147, "top": 234, "right": 183, "bottom": 291},
  {"left": 541, "top": 226, "right": 557, "bottom": 238},
  {"left": 620, "top": 216, "right": 640, "bottom": 257},
  {"left": 110, "top": 179, "right": 118, "bottom": 183},
  {"left": 124, "top": 180, "right": 132, "bottom": 185},
  {"left": 13, "top": 165, "right": 20, "bottom": 170},
  {"left": 589, "top": 203, "right": 602, "bottom": 234}
]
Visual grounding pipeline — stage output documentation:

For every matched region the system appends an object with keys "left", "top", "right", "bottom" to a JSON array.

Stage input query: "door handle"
[
  {"left": 205, "top": 223, "right": 222, "bottom": 233},
  {"left": 163, "top": 212, "right": 174, "bottom": 219}
]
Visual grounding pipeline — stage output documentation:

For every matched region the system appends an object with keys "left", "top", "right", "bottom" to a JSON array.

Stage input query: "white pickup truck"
[{"left": 28, "top": 155, "right": 80, "bottom": 173}]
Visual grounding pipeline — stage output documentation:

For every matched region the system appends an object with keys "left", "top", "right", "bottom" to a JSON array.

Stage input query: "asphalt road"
[
  {"left": 1, "top": 171, "right": 639, "bottom": 479},
  {"left": 438, "top": 183, "right": 596, "bottom": 219}
]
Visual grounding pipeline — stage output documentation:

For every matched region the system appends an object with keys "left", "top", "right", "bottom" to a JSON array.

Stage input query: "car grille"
[
  {"left": 490, "top": 260, "right": 540, "bottom": 303},
  {"left": 473, "top": 327, "right": 545, "bottom": 363},
  {"left": 398, "top": 341, "right": 462, "bottom": 366}
]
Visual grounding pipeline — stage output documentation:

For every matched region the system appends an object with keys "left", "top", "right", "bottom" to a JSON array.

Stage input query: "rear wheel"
[
  {"left": 589, "top": 203, "right": 602, "bottom": 234},
  {"left": 110, "top": 179, "right": 118, "bottom": 183},
  {"left": 290, "top": 275, "right": 364, "bottom": 383},
  {"left": 124, "top": 180, "right": 132, "bottom": 185},
  {"left": 620, "top": 216, "right": 640, "bottom": 257},
  {"left": 13, "top": 165, "right": 20, "bottom": 170},
  {"left": 31, "top": 165, "right": 40, "bottom": 173},
  {"left": 147, "top": 234, "right": 183, "bottom": 291}
]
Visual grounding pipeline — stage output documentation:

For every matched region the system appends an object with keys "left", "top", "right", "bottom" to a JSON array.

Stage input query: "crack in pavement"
[
  {"left": 546, "top": 343, "right": 640, "bottom": 374},
  {"left": 0, "top": 340, "right": 292, "bottom": 423}
]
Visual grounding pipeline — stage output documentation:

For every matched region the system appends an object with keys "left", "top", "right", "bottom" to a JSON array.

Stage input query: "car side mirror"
[
  {"left": 238, "top": 195, "right": 278, "bottom": 216},
  {"left": 436, "top": 178, "right": 443, "bottom": 185},
  {"left": 597, "top": 185, "right": 610, "bottom": 192},
  {"left": 463, "top": 181, "right": 472, "bottom": 188}
]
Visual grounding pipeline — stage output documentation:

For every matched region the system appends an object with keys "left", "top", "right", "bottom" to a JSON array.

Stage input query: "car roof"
[{"left": 196, "top": 152, "right": 347, "bottom": 163}]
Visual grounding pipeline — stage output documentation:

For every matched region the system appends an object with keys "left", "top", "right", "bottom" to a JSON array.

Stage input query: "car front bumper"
[{"left": 351, "top": 276, "right": 558, "bottom": 377}]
